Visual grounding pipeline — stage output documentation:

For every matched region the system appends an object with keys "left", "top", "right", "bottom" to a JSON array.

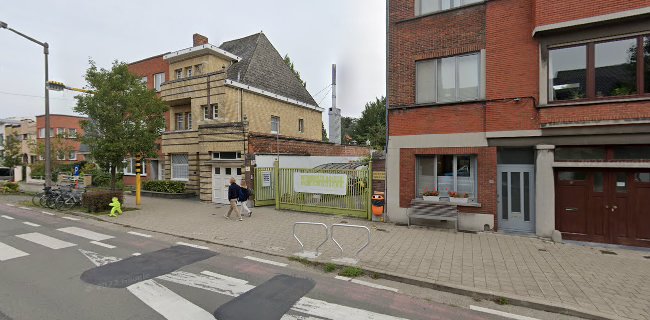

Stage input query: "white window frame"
[
  {"left": 38, "top": 128, "right": 45, "bottom": 138},
  {"left": 203, "top": 106, "right": 210, "bottom": 120},
  {"left": 176, "top": 113, "right": 184, "bottom": 131},
  {"left": 186, "top": 112, "right": 192, "bottom": 130},
  {"left": 69, "top": 151, "right": 77, "bottom": 161},
  {"left": 175, "top": 69, "right": 183, "bottom": 79},
  {"left": 415, "top": 154, "right": 478, "bottom": 200},
  {"left": 154, "top": 73, "right": 165, "bottom": 91},
  {"left": 171, "top": 154, "right": 189, "bottom": 181},
  {"left": 213, "top": 104, "right": 219, "bottom": 119},
  {"left": 212, "top": 152, "right": 242, "bottom": 160},
  {"left": 415, "top": 0, "right": 484, "bottom": 16},
  {"left": 123, "top": 158, "right": 147, "bottom": 176},
  {"left": 298, "top": 119, "right": 304, "bottom": 133},
  {"left": 57, "top": 128, "right": 65, "bottom": 137},
  {"left": 416, "top": 51, "right": 484, "bottom": 104},
  {"left": 68, "top": 128, "right": 77, "bottom": 138},
  {"left": 271, "top": 116, "right": 280, "bottom": 134}
]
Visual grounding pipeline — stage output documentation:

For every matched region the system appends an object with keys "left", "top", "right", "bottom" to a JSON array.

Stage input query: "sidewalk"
[{"left": 93, "top": 196, "right": 649, "bottom": 320}]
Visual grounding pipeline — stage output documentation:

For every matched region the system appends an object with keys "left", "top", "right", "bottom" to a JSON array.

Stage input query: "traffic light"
[{"left": 46, "top": 81, "right": 66, "bottom": 91}]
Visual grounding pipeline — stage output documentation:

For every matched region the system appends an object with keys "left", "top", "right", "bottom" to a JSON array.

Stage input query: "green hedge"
[
  {"left": 82, "top": 190, "right": 124, "bottom": 213},
  {"left": 142, "top": 180, "right": 186, "bottom": 194}
]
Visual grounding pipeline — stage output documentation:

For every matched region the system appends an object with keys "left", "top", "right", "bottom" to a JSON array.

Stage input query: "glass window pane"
[
  {"left": 237, "top": 168, "right": 242, "bottom": 176},
  {"left": 635, "top": 172, "right": 650, "bottom": 183},
  {"left": 549, "top": 45, "right": 587, "bottom": 101},
  {"left": 441, "top": 0, "right": 452, "bottom": 10},
  {"left": 558, "top": 171, "right": 587, "bottom": 181},
  {"left": 616, "top": 172, "right": 627, "bottom": 193},
  {"left": 511, "top": 172, "right": 521, "bottom": 213},
  {"left": 456, "top": 156, "right": 474, "bottom": 197},
  {"left": 225, "top": 168, "right": 232, "bottom": 175},
  {"left": 420, "top": 0, "right": 440, "bottom": 15},
  {"left": 463, "top": 0, "right": 482, "bottom": 4},
  {"left": 417, "top": 157, "right": 436, "bottom": 196},
  {"left": 612, "top": 146, "right": 650, "bottom": 160},
  {"left": 452, "top": 0, "right": 462, "bottom": 7},
  {"left": 595, "top": 38, "right": 637, "bottom": 97},
  {"left": 524, "top": 172, "right": 530, "bottom": 221},
  {"left": 416, "top": 60, "right": 437, "bottom": 104},
  {"left": 593, "top": 172, "right": 604, "bottom": 192},
  {"left": 643, "top": 37, "right": 650, "bottom": 93},
  {"left": 437, "top": 155, "right": 454, "bottom": 195},
  {"left": 438, "top": 57, "right": 456, "bottom": 102},
  {"left": 457, "top": 54, "right": 479, "bottom": 101},
  {"left": 554, "top": 147, "right": 606, "bottom": 161},
  {"left": 497, "top": 148, "right": 535, "bottom": 164},
  {"left": 501, "top": 172, "right": 509, "bottom": 220}
]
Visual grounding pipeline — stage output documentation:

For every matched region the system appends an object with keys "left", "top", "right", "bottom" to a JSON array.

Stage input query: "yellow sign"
[{"left": 373, "top": 171, "right": 386, "bottom": 181}]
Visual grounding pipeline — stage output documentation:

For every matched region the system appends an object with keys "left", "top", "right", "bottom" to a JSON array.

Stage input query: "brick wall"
[
  {"left": 540, "top": 101, "right": 650, "bottom": 125},
  {"left": 128, "top": 55, "right": 171, "bottom": 132},
  {"left": 388, "top": 2, "right": 486, "bottom": 107},
  {"left": 248, "top": 133, "right": 370, "bottom": 157},
  {"left": 399, "top": 147, "right": 498, "bottom": 226},
  {"left": 36, "top": 114, "right": 86, "bottom": 161},
  {"left": 389, "top": 103, "right": 485, "bottom": 136},
  {"left": 534, "top": 0, "right": 650, "bottom": 27}
]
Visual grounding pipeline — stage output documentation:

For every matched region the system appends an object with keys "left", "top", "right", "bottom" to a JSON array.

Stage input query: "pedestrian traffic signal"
[{"left": 46, "top": 81, "right": 66, "bottom": 91}]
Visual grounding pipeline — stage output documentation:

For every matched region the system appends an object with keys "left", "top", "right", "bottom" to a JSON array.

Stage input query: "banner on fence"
[{"left": 293, "top": 172, "right": 348, "bottom": 195}]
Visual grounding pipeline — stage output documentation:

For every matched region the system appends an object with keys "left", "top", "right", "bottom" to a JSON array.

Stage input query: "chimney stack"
[
  {"left": 193, "top": 33, "right": 209, "bottom": 46},
  {"left": 328, "top": 64, "right": 341, "bottom": 145}
]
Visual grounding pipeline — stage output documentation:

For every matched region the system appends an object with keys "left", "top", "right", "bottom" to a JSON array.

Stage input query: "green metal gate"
[{"left": 254, "top": 161, "right": 372, "bottom": 219}]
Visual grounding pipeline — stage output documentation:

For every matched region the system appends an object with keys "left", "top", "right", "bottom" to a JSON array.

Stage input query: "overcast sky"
[{"left": 0, "top": 0, "right": 386, "bottom": 125}]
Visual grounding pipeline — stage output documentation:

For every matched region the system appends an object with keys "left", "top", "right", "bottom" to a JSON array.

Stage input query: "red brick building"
[
  {"left": 387, "top": 0, "right": 650, "bottom": 247},
  {"left": 126, "top": 53, "right": 171, "bottom": 185},
  {"left": 36, "top": 114, "right": 86, "bottom": 162}
]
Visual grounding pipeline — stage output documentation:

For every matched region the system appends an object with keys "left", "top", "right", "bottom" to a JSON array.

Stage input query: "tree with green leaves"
[
  {"left": 321, "top": 122, "right": 328, "bottom": 142},
  {"left": 284, "top": 54, "right": 307, "bottom": 88},
  {"left": 341, "top": 116, "right": 358, "bottom": 144},
  {"left": 2, "top": 132, "right": 22, "bottom": 168},
  {"left": 74, "top": 60, "right": 168, "bottom": 189},
  {"left": 352, "top": 96, "right": 386, "bottom": 150}
]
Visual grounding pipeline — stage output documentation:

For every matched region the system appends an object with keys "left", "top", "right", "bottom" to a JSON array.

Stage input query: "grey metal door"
[{"left": 498, "top": 165, "right": 535, "bottom": 233}]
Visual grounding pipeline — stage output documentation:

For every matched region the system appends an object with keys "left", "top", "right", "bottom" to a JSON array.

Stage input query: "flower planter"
[
  {"left": 450, "top": 197, "right": 469, "bottom": 204},
  {"left": 423, "top": 196, "right": 441, "bottom": 202}
]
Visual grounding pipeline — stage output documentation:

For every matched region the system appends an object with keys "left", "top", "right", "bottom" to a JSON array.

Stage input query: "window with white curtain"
[
  {"left": 416, "top": 52, "right": 481, "bottom": 104},
  {"left": 171, "top": 154, "right": 189, "bottom": 181}
]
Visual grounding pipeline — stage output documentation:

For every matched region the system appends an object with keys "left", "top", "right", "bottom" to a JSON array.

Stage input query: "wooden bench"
[{"left": 407, "top": 199, "right": 458, "bottom": 229}]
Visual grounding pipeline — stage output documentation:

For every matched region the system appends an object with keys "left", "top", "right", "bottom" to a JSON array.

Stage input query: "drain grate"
[{"left": 600, "top": 250, "right": 617, "bottom": 255}]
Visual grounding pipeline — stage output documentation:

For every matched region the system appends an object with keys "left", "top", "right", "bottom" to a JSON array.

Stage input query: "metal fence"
[{"left": 253, "top": 167, "right": 275, "bottom": 206}]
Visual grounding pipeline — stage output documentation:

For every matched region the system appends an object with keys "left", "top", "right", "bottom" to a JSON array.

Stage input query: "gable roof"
[{"left": 219, "top": 33, "right": 318, "bottom": 107}]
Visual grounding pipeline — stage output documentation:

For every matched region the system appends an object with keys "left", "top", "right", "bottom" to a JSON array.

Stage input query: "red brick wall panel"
[
  {"left": 540, "top": 101, "right": 650, "bottom": 125},
  {"left": 36, "top": 115, "right": 86, "bottom": 162},
  {"left": 399, "top": 147, "right": 498, "bottom": 227},
  {"left": 389, "top": 103, "right": 485, "bottom": 136},
  {"left": 534, "top": 0, "right": 650, "bottom": 27},
  {"left": 128, "top": 55, "right": 171, "bottom": 131}
]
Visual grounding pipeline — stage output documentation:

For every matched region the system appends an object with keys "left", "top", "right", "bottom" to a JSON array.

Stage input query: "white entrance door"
[
  {"left": 497, "top": 165, "right": 536, "bottom": 233},
  {"left": 212, "top": 166, "right": 242, "bottom": 204}
]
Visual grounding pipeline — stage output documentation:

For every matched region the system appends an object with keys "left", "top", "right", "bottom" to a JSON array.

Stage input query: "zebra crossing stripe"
[
  {"left": 62, "top": 216, "right": 80, "bottom": 221},
  {"left": 90, "top": 241, "right": 116, "bottom": 249},
  {"left": 0, "top": 242, "right": 29, "bottom": 261},
  {"left": 58, "top": 227, "right": 113, "bottom": 241},
  {"left": 23, "top": 222, "right": 40, "bottom": 227},
  {"left": 1, "top": 215, "right": 15, "bottom": 220},
  {"left": 16, "top": 233, "right": 76, "bottom": 249},
  {"left": 128, "top": 231, "right": 152, "bottom": 238}
]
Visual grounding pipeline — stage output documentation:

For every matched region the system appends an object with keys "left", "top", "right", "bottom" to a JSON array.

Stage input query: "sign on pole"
[{"left": 293, "top": 172, "right": 348, "bottom": 195}]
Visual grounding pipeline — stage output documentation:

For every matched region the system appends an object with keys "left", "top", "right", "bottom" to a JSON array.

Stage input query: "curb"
[{"left": 64, "top": 210, "right": 618, "bottom": 320}]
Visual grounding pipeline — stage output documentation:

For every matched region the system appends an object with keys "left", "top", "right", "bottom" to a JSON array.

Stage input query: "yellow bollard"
[{"left": 135, "top": 155, "right": 142, "bottom": 206}]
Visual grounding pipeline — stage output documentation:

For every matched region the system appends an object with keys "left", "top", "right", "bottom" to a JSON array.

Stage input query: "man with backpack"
[
  {"left": 225, "top": 177, "right": 243, "bottom": 221},
  {"left": 239, "top": 182, "right": 252, "bottom": 217}
]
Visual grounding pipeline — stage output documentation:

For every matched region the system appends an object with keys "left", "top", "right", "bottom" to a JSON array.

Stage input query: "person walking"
[
  {"left": 225, "top": 177, "right": 243, "bottom": 221},
  {"left": 239, "top": 182, "right": 252, "bottom": 217}
]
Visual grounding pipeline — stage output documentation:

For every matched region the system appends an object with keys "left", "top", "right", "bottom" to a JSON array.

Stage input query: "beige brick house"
[{"left": 157, "top": 33, "right": 336, "bottom": 203}]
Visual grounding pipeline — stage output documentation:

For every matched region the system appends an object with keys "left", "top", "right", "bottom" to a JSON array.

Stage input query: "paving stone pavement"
[{"left": 73, "top": 196, "right": 650, "bottom": 320}]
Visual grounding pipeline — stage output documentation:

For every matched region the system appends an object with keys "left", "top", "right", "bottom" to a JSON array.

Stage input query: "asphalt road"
[{"left": 0, "top": 202, "right": 580, "bottom": 320}]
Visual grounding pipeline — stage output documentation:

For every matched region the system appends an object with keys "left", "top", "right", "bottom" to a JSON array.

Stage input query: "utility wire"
[
  {"left": 310, "top": 84, "right": 332, "bottom": 101},
  {"left": 0, "top": 90, "right": 76, "bottom": 102},
  {"left": 317, "top": 87, "right": 332, "bottom": 106}
]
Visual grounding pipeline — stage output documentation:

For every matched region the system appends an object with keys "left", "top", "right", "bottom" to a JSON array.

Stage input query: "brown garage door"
[{"left": 555, "top": 169, "right": 650, "bottom": 247}]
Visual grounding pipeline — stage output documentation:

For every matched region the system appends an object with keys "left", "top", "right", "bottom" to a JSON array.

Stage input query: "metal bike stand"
[
  {"left": 330, "top": 224, "right": 370, "bottom": 265},
  {"left": 293, "top": 222, "right": 328, "bottom": 259}
]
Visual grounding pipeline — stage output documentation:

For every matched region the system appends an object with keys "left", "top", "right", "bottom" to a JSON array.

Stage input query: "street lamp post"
[{"left": 1, "top": 21, "right": 52, "bottom": 187}]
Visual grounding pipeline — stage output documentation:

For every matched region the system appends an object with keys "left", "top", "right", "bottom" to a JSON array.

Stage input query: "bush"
[
  {"left": 338, "top": 267, "right": 364, "bottom": 278},
  {"left": 82, "top": 190, "right": 124, "bottom": 213},
  {"left": 142, "top": 180, "right": 186, "bottom": 193},
  {"left": 1, "top": 182, "right": 20, "bottom": 193}
]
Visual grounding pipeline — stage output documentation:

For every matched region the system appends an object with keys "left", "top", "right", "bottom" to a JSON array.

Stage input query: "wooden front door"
[{"left": 556, "top": 169, "right": 650, "bottom": 247}]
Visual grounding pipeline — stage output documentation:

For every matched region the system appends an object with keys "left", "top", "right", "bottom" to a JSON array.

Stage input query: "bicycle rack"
[
  {"left": 330, "top": 224, "right": 370, "bottom": 265},
  {"left": 293, "top": 222, "right": 328, "bottom": 259}
]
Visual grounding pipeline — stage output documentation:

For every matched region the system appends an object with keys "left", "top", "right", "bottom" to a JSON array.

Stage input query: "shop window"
[
  {"left": 612, "top": 146, "right": 650, "bottom": 160},
  {"left": 554, "top": 147, "right": 606, "bottom": 161},
  {"left": 416, "top": 155, "right": 477, "bottom": 199}
]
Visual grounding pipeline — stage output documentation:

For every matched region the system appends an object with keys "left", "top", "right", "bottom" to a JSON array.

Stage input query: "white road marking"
[
  {"left": 132, "top": 253, "right": 141, "bottom": 256},
  {"left": 0, "top": 242, "right": 29, "bottom": 261},
  {"left": 334, "top": 276, "right": 399, "bottom": 293},
  {"left": 128, "top": 231, "right": 152, "bottom": 238},
  {"left": 57, "top": 227, "right": 113, "bottom": 241},
  {"left": 470, "top": 305, "right": 540, "bottom": 320},
  {"left": 176, "top": 242, "right": 209, "bottom": 250},
  {"left": 5, "top": 203, "right": 15, "bottom": 207},
  {"left": 200, "top": 270, "right": 249, "bottom": 285},
  {"left": 23, "top": 222, "right": 40, "bottom": 227},
  {"left": 81, "top": 250, "right": 407, "bottom": 320},
  {"left": 61, "top": 216, "right": 80, "bottom": 221},
  {"left": 16, "top": 233, "right": 76, "bottom": 249},
  {"left": 1, "top": 215, "right": 15, "bottom": 220},
  {"left": 90, "top": 241, "right": 116, "bottom": 249},
  {"left": 18, "top": 206, "right": 32, "bottom": 211},
  {"left": 128, "top": 279, "right": 215, "bottom": 320},
  {"left": 281, "top": 315, "right": 321, "bottom": 320},
  {"left": 41, "top": 211, "right": 55, "bottom": 216},
  {"left": 244, "top": 255, "right": 288, "bottom": 267}
]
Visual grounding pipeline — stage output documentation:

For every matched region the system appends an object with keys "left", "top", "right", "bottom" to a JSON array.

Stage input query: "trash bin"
[{"left": 371, "top": 192, "right": 384, "bottom": 222}]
